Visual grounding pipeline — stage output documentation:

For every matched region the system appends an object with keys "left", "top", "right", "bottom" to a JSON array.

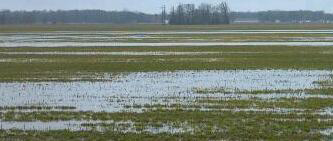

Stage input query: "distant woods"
[
  {"left": 168, "top": 2, "right": 230, "bottom": 25},
  {"left": 233, "top": 11, "right": 333, "bottom": 23},
  {"left": 1, "top": 2, "right": 333, "bottom": 25},
  {"left": 0, "top": 2, "right": 231, "bottom": 25},
  {"left": 0, "top": 10, "right": 160, "bottom": 24}
]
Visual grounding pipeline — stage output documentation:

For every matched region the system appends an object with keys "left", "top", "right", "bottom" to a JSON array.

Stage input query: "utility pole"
[{"left": 161, "top": 5, "right": 166, "bottom": 24}]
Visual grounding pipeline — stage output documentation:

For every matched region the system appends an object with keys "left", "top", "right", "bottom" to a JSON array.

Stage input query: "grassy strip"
[
  {"left": 0, "top": 110, "right": 332, "bottom": 122},
  {"left": 196, "top": 98, "right": 333, "bottom": 110},
  {"left": 0, "top": 110, "right": 333, "bottom": 140},
  {"left": 123, "top": 97, "right": 333, "bottom": 110},
  {"left": 0, "top": 129, "right": 327, "bottom": 141},
  {"left": 1, "top": 46, "right": 333, "bottom": 81}
]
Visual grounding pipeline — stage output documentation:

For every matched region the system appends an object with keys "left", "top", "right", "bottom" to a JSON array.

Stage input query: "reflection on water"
[
  {"left": 1, "top": 31, "right": 333, "bottom": 47},
  {"left": 3, "top": 42, "right": 333, "bottom": 47},
  {"left": 0, "top": 70, "right": 331, "bottom": 112},
  {"left": 0, "top": 70, "right": 332, "bottom": 132},
  {"left": 0, "top": 51, "right": 221, "bottom": 56},
  {"left": 0, "top": 120, "right": 193, "bottom": 133}
]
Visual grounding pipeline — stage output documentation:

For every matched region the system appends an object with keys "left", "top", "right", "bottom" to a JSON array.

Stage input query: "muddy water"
[{"left": 0, "top": 70, "right": 331, "bottom": 112}]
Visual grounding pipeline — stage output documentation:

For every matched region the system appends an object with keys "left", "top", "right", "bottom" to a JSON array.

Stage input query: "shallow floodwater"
[
  {"left": 0, "top": 120, "right": 193, "bottom": 133},
  {"left": 3, "top": 30, "right": 333, "bottom": 36},
  {"left": 0, "top": 70, "right": 331, "bottom": 112},
  {"left": 0, "top": 70, "right": 332, "bottom": 132},
  {"left": 0, "top": 51, "right": 221, "bottom": 56},
  {"left": 0, "top": 120, "right": 110, "bottom": 131},
  {"left": 1, "top": 31, "right": 333, "bottom": 47},
  {"left": 3, "top": 41, "right": 333, "bottom": 47}
]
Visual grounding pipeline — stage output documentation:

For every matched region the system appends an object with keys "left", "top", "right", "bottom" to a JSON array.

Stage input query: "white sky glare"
[{"left": 1, "top": 0, "right": 332, "bottom": 13}]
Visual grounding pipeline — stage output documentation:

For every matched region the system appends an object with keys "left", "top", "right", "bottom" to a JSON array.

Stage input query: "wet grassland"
[{"left": 1, "top": 24, "right": 333, "bottom": 140}]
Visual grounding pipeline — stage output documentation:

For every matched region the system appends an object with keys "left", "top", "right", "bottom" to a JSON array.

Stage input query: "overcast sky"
[{"left": 1, "top": 0, "right": 332, "bottom": 13}]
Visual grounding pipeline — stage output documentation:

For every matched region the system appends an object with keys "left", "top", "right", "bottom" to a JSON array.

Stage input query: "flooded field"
[
  {"left": 5, "top": 41, "right": 333, "bottom": 47},
  {"left": 2, "top": 30, "right": 333, "bottom": 48},
  {"left": 1, "top": 24, "right": 333, "bottom": 140},
  {"left": 0, "top": 70, "right": 330, "bottom": 112},
  {"left": 1, "top": 64, "right": 333, "bottom": 140}
]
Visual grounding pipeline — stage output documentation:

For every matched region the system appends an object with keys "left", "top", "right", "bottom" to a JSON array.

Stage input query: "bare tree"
[
  {"left": 219, "top": 2, "right": 230, "bottom": 24},
  {"left": 168, "top": 2, "right": 231, "bottom": 25}
]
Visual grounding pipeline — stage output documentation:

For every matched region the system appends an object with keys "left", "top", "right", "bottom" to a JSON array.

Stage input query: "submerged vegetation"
[
  {"left": 194, "top": 87, "right": 333, "bottom": 95},
  {"left": 1, "top": 24, "right": 333, "bottom": 140},
  {"left": 1, "top": 45, "right": 333, "bottom": 81},
  {"left": 1, "top": 109, "right": 333, "bottom": 140}
]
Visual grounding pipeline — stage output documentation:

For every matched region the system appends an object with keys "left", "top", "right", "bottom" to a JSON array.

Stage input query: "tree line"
[
  {"left": 232, "top": 10, "right": 333, "bottom": 23},
  {"left": 168, "top": 2, "right": 230, "bottom": 25},
  {"left": 1, "top": 8, "right": 333, "bottom": 25},
  {"left": 0, "top": 10, "right": 160, "bottom": 24}
]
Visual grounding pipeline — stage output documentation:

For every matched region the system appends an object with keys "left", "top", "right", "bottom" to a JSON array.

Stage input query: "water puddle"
[
  {"left": 0, "top": 51, "right": 221, "bottom": 56},
  {"left": 2, "top": 42, "right": 333, "bottom": 47},
  {"left": 199, "top": 107, "right": 305, "bottom": 113},
  {"left": 288, "top": 37, "right": 333, "bottom": 42},
  {"left": 320, "top": 128, "right": 333, "bottom": 136},
  {"left": 2, "top": 31, "right": 333, "bottom": 47},
  {"left": 0, "top": 120, "right": 193, "bottom": 133},
  {"left": 0, "top": 70, "right": 331, "bottom": 112},
  {"left": 3, "top": 30, "right": 333, "bottom": 35},
  {"left": 0, "top": 120, "right": 113, "bottom": 131}
]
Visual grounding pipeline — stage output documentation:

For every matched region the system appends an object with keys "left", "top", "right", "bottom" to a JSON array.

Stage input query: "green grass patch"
[
  {"left": 1, "top": 46, "right": 333, "bottom": 81},
  {"left": 0, "top": 110, "right": 333, "bottom": 140},
  {"left": 197, "top": 98, "right": 333, "bottom": 110}
]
